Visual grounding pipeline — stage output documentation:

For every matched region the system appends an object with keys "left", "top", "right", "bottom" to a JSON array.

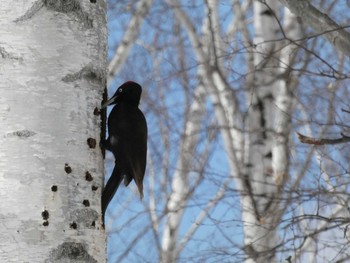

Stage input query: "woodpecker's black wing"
[{"left": 101, "top": 102, "right": 147, "bottom": 224}]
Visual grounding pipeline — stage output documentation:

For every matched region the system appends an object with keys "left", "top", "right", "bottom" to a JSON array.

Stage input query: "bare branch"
[
  {"left": 341, "top": 108, "right": 350, "bottom": 114},
  {"left": 297, "top": 132, "right": 350, "bottom": 145},
  {"left": 277, "top": 0, "right": 350, "bottom": 57},
  {"left": 108, "top": 0, "right": 153, "bottom": 84}
]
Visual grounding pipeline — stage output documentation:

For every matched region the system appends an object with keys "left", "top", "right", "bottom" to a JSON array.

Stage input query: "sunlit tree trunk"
[{"left": 0, "top": 1, "right": 107, "bottom": 262}]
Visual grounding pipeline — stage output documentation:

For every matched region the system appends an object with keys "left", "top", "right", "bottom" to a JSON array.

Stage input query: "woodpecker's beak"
[{"left": 101, "top": 94, "right": 119, "bottom": 109}]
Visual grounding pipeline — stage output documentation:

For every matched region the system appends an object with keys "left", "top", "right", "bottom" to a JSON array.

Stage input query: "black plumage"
[{"left": 101, "top": 81, "right": 147, "bottom": 224}]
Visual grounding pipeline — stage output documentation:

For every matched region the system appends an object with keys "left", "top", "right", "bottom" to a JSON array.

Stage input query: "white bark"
[
  {"left": 272, "top": 8, "right": 302, "bottom": 190},
  {"left": 241, "top": 2, "right": 281, "bottom": 262},
  {"left": 241, "top": 2, "right": 302, "bottom": 262},
  {"left": 0, "top": 1, "right": 107, "bottom": 262}
]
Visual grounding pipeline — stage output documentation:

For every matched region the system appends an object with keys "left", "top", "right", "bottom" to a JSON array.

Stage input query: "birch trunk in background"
[
  {"left": 0, "top": 1, "right": 107, "bottom": 262},
  {"left": 160, "top": 84, "right": 207, "bottom": 262},
  {"left": 242, "top": 2, "right": 302, "bottom": 262},
  {"left": 164, "top": 1, "right": 288, "bottom": 262},
  {"left": 242, "top": 3, "right": 282, "bottom": 261}
]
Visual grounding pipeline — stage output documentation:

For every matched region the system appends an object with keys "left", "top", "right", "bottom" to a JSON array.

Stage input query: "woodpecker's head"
[{"left": 101, "top": 81, "right": 142, "bottom": 108}]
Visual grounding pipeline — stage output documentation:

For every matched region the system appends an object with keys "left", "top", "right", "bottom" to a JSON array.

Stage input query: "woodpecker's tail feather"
[{"left": 101, "top": 165, "right": 123, "bottom": 226}]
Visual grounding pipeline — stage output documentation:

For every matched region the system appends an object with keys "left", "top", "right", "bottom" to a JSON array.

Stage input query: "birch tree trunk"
[
  {"left": 240, "top": 2, "right": 303, "bottom": 262},
  {"left": 0, "top": 1, "right": 107, "bottom": 262}
]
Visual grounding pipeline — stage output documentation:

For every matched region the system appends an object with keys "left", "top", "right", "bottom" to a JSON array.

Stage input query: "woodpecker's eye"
[{"left": 119, "top": 88, "right": 123, "bottom": 93}]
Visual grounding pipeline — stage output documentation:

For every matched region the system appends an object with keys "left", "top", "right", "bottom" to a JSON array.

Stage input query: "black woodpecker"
[{"left": 101, "top": 81, "right": 147, "bottom": 224}]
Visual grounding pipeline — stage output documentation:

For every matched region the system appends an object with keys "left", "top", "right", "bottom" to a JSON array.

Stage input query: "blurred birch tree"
[{"left": 106, "top": 1, "right": 350, "bottom": 262}]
